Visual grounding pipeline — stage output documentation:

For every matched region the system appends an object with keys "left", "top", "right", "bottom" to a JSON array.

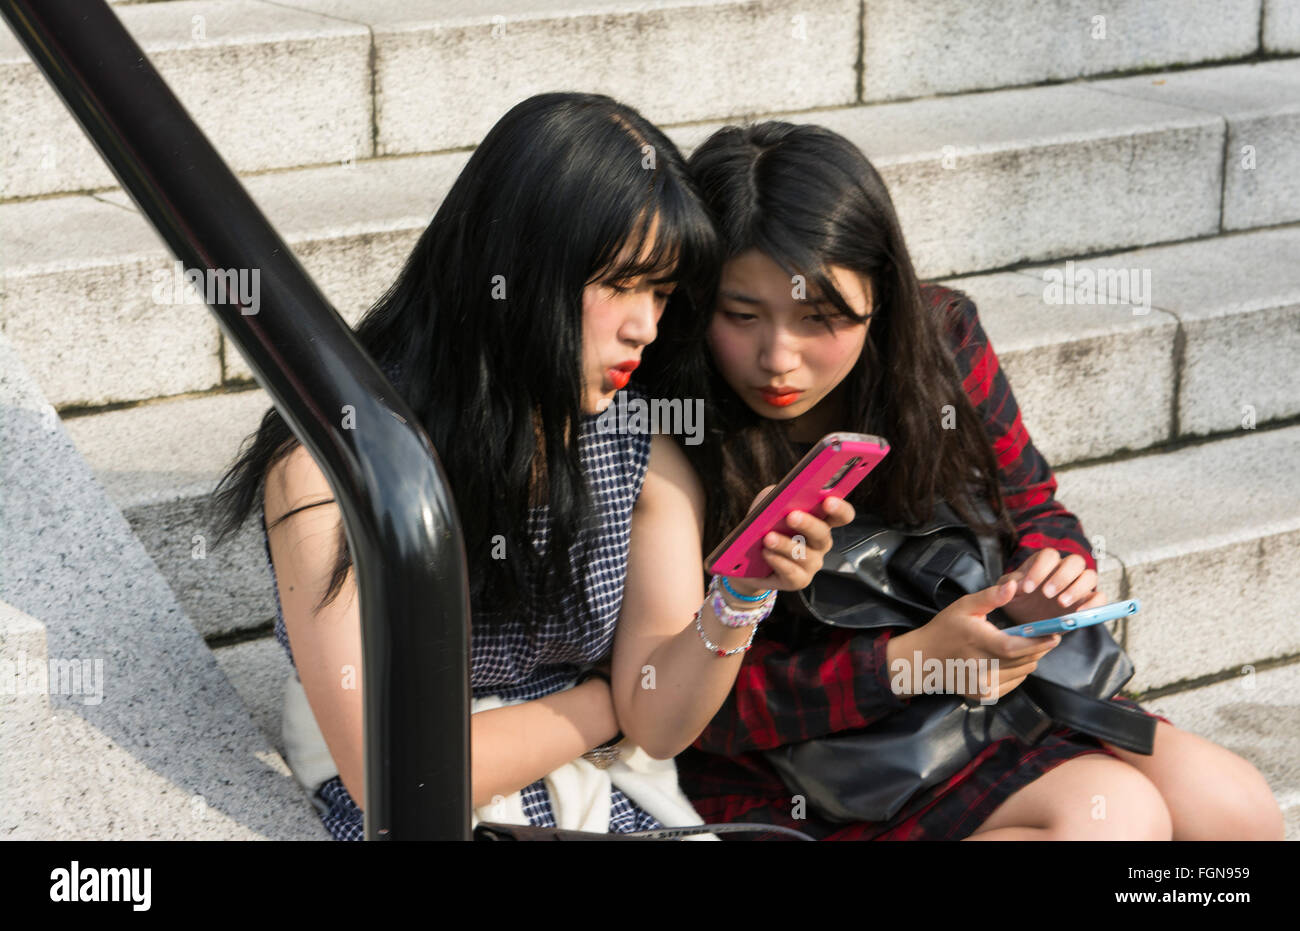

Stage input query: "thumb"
[
  {"left": 960, "top": 577, "right": 1019, "bottom": 616},
  {"left": 746, "top": 485, "right": 776, "bottom": 516}
]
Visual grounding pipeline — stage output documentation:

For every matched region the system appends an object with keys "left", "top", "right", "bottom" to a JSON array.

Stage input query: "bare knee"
[
  {"left": 1210, "top": 763, "right": 1285, "bottom": 841},
  {"left": 1040, "top": 757, "right": 1172, "bottom": 841}
]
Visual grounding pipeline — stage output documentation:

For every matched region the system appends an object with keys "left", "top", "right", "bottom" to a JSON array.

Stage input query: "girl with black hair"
[
  {"left": 210, "top": 94, "right": 853, "bottom": 839},
  {"left": 646, "top": 121, "right": 1283, "bottom": 840}
]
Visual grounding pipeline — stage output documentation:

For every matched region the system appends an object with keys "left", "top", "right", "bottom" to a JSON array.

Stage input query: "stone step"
[
  {"left": 62, "top": 387, "right": 281, "bottom": 641},
  {"left": 1056, "top": 423, "right": 1300, "bottom": 694},
  {"left": 949, "top": 224, "right": 1300, "bottom": 464},
  {"left": 6, "top": 57, "right": 1299, "bottom": 410},
  {"left": 0, "top": 331, "right": 325, "bottom": 839},
  {"left": 7, "top": 1, "right": 1292, "bottom": 200},
  {"left": 0, "top": 0, "right": 373, "bottom": 200},
  {"left": 860, "top": 0, "right": 1287, "bottom": 101},
  {"left": 0, "top": 0, "right": 859, "bottom": 200}
]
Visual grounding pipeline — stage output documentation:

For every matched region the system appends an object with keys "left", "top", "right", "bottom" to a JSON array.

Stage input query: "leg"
[
  {"left": 1100, "top": 721, "right": 1284, "bottom": 841},
  {"left": 963, "top": 752, "right": 1172, "bottom": 840}
]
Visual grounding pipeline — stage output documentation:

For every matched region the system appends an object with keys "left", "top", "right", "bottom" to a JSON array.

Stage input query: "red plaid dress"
[{"left": 675, "top": 283, "right": 1171, "bottom": 840}]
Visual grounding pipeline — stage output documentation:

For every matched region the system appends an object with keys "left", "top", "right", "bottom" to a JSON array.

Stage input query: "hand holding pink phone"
[{"left": 705, "top": 433, "right": 889, "bottom": 579}]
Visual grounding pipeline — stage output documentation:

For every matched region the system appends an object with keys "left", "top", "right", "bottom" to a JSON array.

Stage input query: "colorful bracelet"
[
  {"left": 718, "top": 575, "right": 772, "bottom": 603},
  {"left": 711, "top": 586, "right": 775, "bottom": 628},
  {"left": 694, "top": 606, "right": 759, "bottom": 656}
]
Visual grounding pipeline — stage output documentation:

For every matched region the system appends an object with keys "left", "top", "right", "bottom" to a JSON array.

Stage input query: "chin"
[{"left": 744, "top": 399, "right": 805, "bottom": 420}]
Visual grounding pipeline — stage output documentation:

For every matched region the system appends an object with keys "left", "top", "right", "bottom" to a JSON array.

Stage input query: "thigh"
[
  {"left": 1101, "top": 722, "right": 1284, "bottom": 841},
  {"left": 967, "top": 751, "right": 1171, "bottom": 840}
]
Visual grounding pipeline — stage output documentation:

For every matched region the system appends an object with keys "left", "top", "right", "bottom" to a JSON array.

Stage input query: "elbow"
[
  {"left": 636, "top": 737, "right": 688, "bottom": 762},
  {"left": 621, "top": 719, "right": 691, "bottom": 761}
]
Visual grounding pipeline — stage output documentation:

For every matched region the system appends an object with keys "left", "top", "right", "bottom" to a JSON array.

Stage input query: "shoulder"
[
  {"left": 919, "top": 282, "right": 981, "bottom": 354},
  {"left": 638, "top": 432, "right": 705, "bottom": 525}
]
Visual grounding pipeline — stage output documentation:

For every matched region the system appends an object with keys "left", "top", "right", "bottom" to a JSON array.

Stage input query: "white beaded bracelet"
[{"left": 694, "top": 606, "right": 760, "bottom": 657}]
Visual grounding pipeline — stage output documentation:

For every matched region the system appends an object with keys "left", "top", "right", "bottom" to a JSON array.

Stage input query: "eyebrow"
[{"left": 719, "top": 290, "right": 829, "bottom": 306}]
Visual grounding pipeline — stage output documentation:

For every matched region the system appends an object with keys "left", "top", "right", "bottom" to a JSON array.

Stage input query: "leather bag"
[{"left": 762, "top": 498, "right": 1155, "bottom": 824}]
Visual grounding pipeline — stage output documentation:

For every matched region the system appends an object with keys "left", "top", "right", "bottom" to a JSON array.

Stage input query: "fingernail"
[
  {"left": 1042, "top": 584, "right": 1054, "bottom": 597},
  {"left": 1023, "top": 580, "right": 1035, "bottom": 593},
  {"left": 765, "top": 532, "right": 780, "bottom": 547},
  {"left": 1059, "top": 594, "right": 1073, "bottom": 607},
  {"left": 788, "top": 512, "right": 802, "bottom": 527}
]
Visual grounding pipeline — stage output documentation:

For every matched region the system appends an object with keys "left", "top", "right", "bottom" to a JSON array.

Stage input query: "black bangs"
[
  {"left": 750, "top": 223, "right": 872, "bottom": 327},
  {"left": 590, "top": 162, "right": 722, "bottom": 299}
]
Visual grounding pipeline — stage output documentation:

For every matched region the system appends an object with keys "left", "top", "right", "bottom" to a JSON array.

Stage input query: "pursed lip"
[
  {"left": 605, "top": 360, "right": 639, "bottom": 390},
  {"left": 757, "top": 385, "right": 804, "bottom": 407}
]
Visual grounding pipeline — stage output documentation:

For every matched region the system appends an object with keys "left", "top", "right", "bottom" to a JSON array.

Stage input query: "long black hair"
[
  {"left": 209, "top": 92, "right": 720, "bottom": 627},
  {"left": 642, "top": 121, "right": 1017, "bottom": 555}
]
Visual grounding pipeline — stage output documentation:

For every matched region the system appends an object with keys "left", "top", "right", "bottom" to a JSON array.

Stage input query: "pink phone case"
[{"left": 705, "top": 433, "right": 890, "bottom": 578}]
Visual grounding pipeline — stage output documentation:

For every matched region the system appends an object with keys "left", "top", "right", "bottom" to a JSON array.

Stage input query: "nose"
[
  {"left": 759, "top": 324, "right": 800, "bottom": 376},
  {"left": 620, "top": 289, "right": 660, "bottom": 348}
]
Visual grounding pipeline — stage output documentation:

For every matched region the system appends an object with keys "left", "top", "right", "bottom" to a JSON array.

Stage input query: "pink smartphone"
[{"left": 705, "top": 432, "right": 890, "bottom": 578}]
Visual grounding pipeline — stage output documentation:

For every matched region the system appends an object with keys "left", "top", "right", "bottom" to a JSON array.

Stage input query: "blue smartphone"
[{"left": 1001, "top": 598, "right": 1140, "bottom": 637}]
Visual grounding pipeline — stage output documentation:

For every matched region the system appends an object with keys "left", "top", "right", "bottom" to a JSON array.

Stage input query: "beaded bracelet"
[
  {"left": 694, "top": 606, "right": 759, "bottom": 657},
  {"left": 708, "top": 576, "right": 776, "bottom": 627},
  {"left": 719, "top": 575, "right": 772, "bottom": 603},
  {"left": 711, "top": 586, "right": 775, "bottom": 628}
]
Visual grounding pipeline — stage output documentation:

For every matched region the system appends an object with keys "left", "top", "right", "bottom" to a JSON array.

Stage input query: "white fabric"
[{"left": 281, "top": 673, "right": 717, "bottom": 840}]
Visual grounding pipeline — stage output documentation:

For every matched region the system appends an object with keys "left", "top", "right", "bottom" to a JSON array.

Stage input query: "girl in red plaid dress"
[{"left": 643, "top": 121, "right": 1283, "bottom": 840}]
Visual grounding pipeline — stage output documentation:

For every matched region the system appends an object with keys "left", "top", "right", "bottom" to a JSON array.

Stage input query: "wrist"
[
  {"left": 718, "top": 575, "right": 772, "bottom": 602},
  {"left": 886, "top": 628, "right": 926, "bottom": 696},
  {"left": 574, "top": 669, "right": 620, "bottom": 746}
]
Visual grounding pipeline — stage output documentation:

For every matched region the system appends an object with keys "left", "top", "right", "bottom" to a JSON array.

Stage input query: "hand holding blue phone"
[{"left": 1001, "top": 598, "right": 1140, "bottom": 638}]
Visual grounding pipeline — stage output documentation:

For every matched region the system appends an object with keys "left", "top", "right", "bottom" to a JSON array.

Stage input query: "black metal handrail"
[{"left": 0, "top": 0, "right": 471, "bottom": 840}]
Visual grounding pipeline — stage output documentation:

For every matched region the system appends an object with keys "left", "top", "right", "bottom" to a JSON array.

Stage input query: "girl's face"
[
  {"left": 579, "top": 216, "right": 677, "bottom": 414},
  {"left": 707, "top": 249, "right": 872, "bottom": 436}
]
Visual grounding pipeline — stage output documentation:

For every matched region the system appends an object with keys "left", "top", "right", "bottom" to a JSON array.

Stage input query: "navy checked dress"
[{"left": 262, "top": 384, "right": 664, "bottom": 840}]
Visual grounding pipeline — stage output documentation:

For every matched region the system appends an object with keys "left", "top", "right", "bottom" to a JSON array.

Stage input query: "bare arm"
[
  {"left": 264, "top": 445, "right": 619, "bottom": 812},
  {"left": 608, "top": 433, "right": 768, "bottom": 759}
]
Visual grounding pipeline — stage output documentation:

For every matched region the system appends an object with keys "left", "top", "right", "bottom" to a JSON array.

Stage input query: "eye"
[{"left": 722, "top": 310, "right": 757, "bottom": 322}]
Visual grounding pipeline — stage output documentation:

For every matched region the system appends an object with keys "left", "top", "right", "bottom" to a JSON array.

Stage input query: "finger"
[
  {"left": 818, "top": 496, "right": 855, "bottom": 529},
  {"left": 759, "top": 530, "right": 804, "bottom": 563},
  {"left": 1039, "top": 553, "right": 1086, "bottom": 599},
  {"left": 1076, "top": 590, "right": 1107, "bottom": 611},
  {"left": 1018, "top": 549, "right": 1060, "bottom": 594},
  {"left": 783, "top": 511, "right": 832, "bottom": 556},
  {"left": 1055, "top": 568, "right": 1097, "bottom": 608},
  {"left": 756, "top": 546, "right": 811, "bottom": 591},
  {"left": 994, "top": 647, "right": 1052, "bottom": 671},
  {"left": 958, "top": 576, "right": 1021, "bottom": 617},
  {"left": 990, "top": 631, "right": 1062, "bottom": 661},
  {"left": 993, "top": 671, "right": 1033, "bottom": 698}
]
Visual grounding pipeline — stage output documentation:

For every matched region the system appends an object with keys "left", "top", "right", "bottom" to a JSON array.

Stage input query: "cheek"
[
  {"left": 706, "top": 319, "right": 752, "bottom": 384},
  {"left": 581, "top": 292, "right": 618, "bottom": 357},
  {"left": 809, "top": 330, "right": 865, "bottom": 378}
]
